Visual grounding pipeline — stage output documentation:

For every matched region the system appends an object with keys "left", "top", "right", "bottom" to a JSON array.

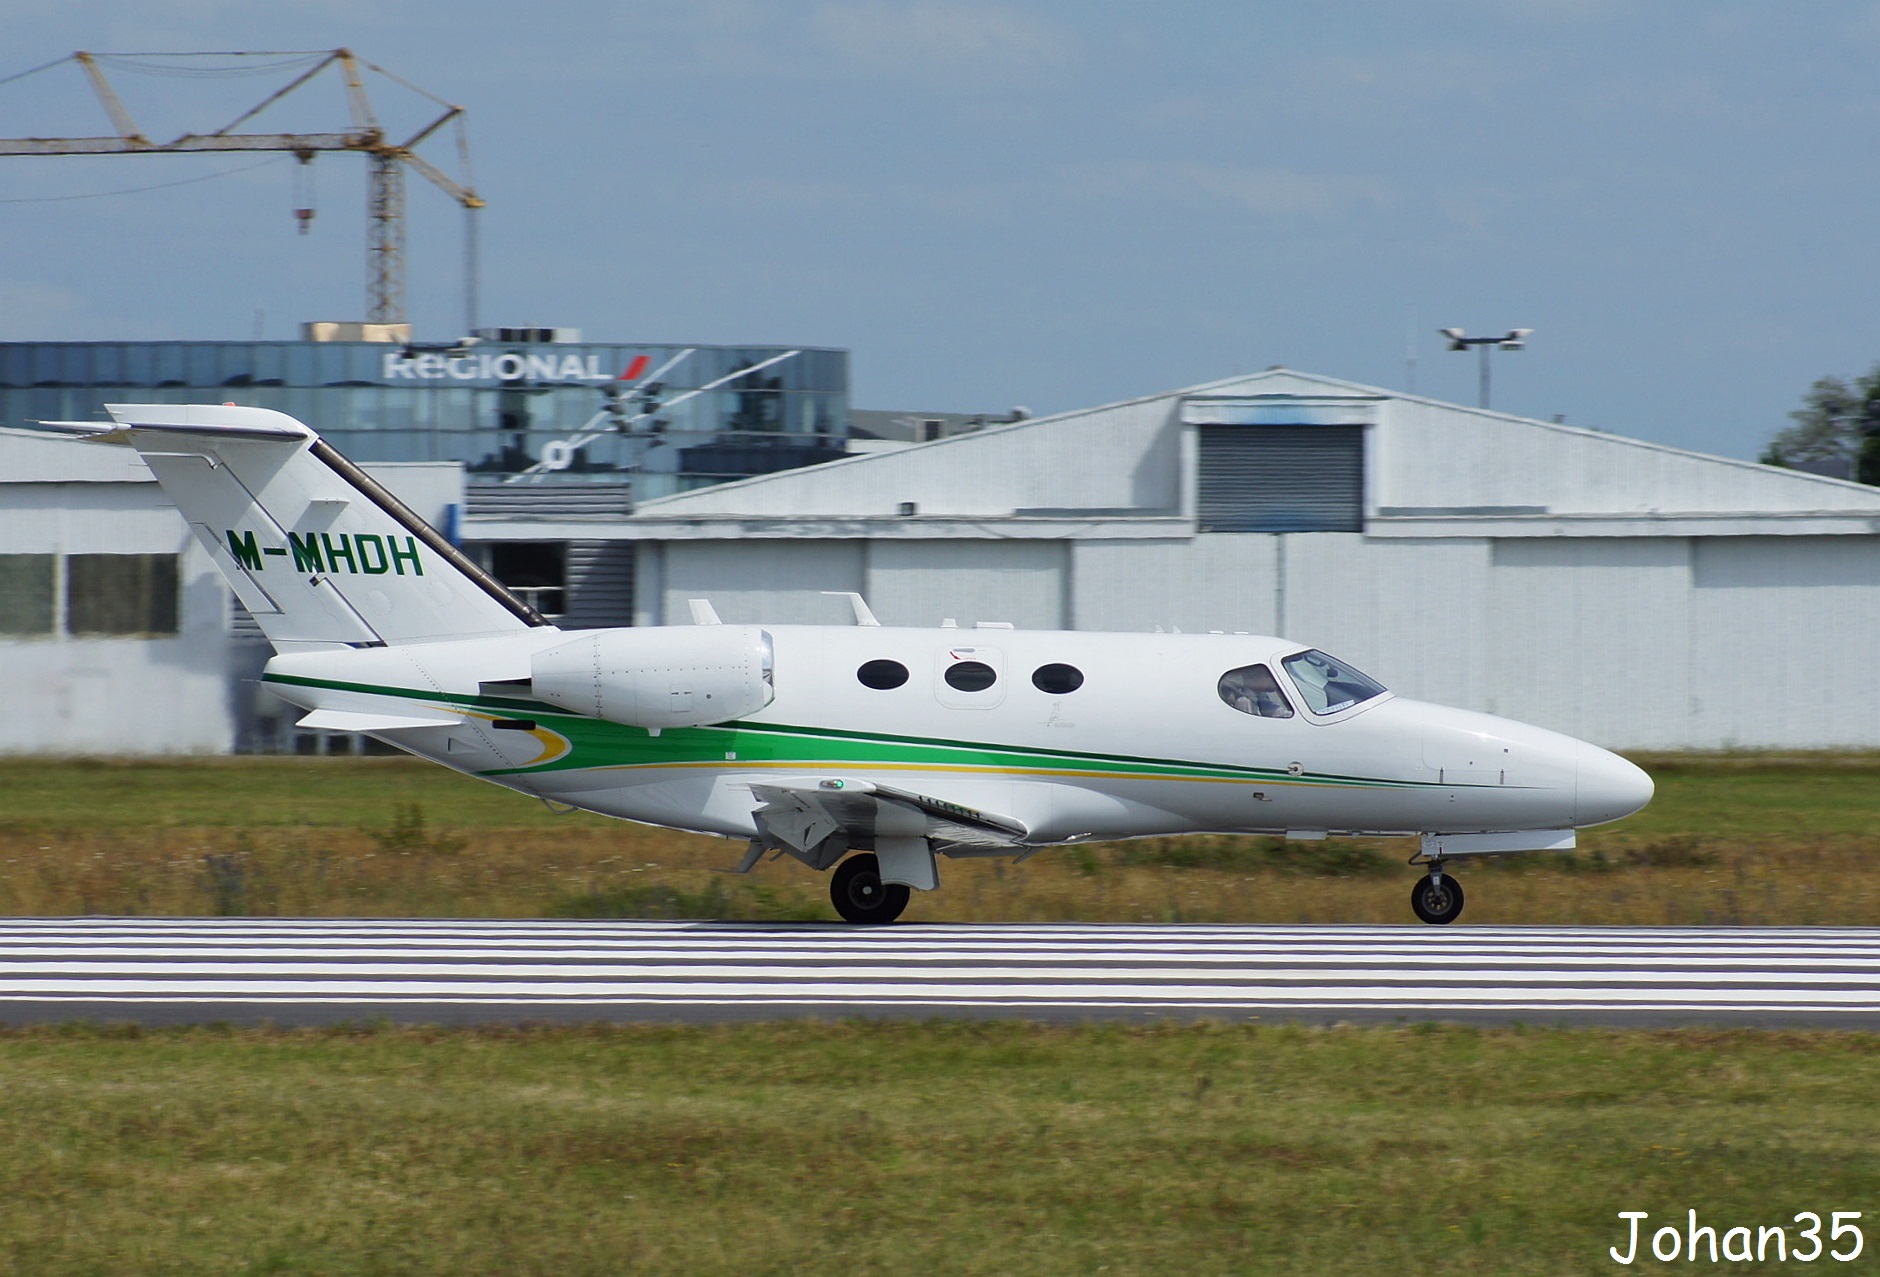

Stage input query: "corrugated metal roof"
[{"left": 465, "top": 483, "right": 633, "bottom": 519}]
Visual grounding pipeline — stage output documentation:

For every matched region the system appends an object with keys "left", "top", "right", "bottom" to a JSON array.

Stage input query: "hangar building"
[
  {"left": 463, "top": 368, "right": 1880, "bottom": 752},
  {"left": 8, "top": 366, "right": 1880, "bottom": 753}
]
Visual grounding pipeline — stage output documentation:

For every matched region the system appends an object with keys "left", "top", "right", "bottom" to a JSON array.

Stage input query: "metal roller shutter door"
[
  {"left": 1196, "top": 425, "right": 1364, "bottom": 532},
  {"left": 563, "top": 540, "right": 635, "bottom": 627}
]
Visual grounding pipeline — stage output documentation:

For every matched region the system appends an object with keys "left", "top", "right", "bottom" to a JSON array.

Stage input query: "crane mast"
[{"left": 0, "top": 49, "right": 484, "bottom": 328}]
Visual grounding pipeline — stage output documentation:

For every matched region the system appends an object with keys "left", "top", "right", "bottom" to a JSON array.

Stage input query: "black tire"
[
  {"left": 830, "top": 853, "right": 911, "bottom": 925},
  {"left": 1410, "top": 873, "right": 1465, "bottom": 925}
]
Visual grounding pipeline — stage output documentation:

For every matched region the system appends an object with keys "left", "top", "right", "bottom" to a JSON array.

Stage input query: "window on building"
[
  {"left": 0, "top": 554, "right": 55, "bottom": 635},
  {"left": 490, "top": 541, "right": 566, "bottom": 617},
  {"left": 1280, "top": 649, "right": 1386, "bottom": 715},
  {"left": 1218, "top": 664, "right": 1293, "bottom": 719},
  {"left": 65, "top": 554, "right": 179, "bottom": 636}
]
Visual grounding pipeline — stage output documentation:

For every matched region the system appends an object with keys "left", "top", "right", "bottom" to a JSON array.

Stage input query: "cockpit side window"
[
  {"left": 1218, "top": 664, "right": 1294, "bottom": 719},
  {"left": 1281, "top": 649, "right": 1386, "bottom": 715}
]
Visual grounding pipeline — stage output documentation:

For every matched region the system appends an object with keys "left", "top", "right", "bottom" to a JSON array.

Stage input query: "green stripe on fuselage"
[{"left": 259, "top": 671, "right": 1449, "bottom": 790}]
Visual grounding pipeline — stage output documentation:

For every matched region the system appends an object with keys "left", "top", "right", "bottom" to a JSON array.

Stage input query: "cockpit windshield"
[{"left": 1280, "top": 649, "right": 1387, "bottom": 715}]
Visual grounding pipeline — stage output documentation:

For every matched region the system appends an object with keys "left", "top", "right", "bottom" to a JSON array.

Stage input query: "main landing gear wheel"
[
  {"left": 830, "top": 853, "right": 911, "bottom": 925},
  {"left": 1410, "top": 870, "right": 1465, "bottom": 925}
]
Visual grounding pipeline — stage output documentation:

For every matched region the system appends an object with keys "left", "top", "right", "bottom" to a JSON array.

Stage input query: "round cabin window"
[
  {"left": 1031, "top": 662, "right": 1085, "bottom": 694},
  {"left": 857, "top": 659, "right": 910, "bottom": 690},
  {"left": 943, "top": 660, "right": 998, "bottom": 693}
]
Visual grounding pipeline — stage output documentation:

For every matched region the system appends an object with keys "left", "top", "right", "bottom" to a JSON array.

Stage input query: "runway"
[{"left": 0, "top": 919, "right": 1878, "bottom": 1028}]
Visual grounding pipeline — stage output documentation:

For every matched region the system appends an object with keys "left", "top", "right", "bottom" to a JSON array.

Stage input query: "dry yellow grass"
[
  {"left": 0, "top": 814, "right": 1872, "bottom": 927},
  {"left": 0, "top": 752, "right": 1875, "bottom": 923}
]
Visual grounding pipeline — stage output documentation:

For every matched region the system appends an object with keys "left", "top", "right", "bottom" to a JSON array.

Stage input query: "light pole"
[{"left": 1439, "top": 328, "right": 1531, "bottom": 410}]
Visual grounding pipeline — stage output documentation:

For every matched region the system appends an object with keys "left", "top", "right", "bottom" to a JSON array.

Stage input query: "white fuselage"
[{"left": 263, "top": 623, "right": 1653, "bottom": 850}]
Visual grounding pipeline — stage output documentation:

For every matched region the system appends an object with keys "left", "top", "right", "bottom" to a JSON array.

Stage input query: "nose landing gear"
[{"left": 1410, "top": 862, "right": 1465, "bottom": 925}]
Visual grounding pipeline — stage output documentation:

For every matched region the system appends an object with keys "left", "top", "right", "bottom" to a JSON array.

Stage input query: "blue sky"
[{"left": 5, "top": 2, "right": 1880, "bottom": 460}]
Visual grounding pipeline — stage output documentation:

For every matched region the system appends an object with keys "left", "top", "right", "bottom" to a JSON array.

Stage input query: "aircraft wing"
[{"left": 746, "top": 779, "right": 1029, "bottom": 867}]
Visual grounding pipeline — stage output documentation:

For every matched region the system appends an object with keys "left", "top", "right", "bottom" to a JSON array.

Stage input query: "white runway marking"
[{"left": 0, "top": 920, "right": 1878, "bottom": 1026}]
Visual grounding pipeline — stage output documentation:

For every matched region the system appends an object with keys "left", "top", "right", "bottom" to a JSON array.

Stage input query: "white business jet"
[{"left": 49, "top": 404, "right": 1652, "bottom": 925}]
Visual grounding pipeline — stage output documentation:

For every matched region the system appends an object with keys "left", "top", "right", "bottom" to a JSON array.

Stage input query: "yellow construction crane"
[{"left": 0, "top": 49, "right": 485, "bottom": 328}]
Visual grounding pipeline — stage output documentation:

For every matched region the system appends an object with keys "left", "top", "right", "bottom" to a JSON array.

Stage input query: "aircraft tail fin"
[{"left": 66, "top": 404, "right": 549, "bottom": 650}]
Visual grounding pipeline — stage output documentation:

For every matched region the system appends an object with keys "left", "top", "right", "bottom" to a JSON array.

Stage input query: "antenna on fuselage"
[{"left": 821, "top": 592, "right": 880, "bottom": 627}]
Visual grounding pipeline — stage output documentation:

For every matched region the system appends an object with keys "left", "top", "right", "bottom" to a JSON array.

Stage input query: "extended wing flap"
[
  {"left": 747, "top": 780, "right": 1029, "bottom": 865},
  {"left": 869, "top": 782, "right": 1029, "bottom": 846},
  {"left": 746, "top": 786, "right": 844, "bottom": 858}
]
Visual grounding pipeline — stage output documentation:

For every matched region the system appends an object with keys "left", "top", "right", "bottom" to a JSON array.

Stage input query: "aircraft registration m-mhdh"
[{"left": 49, "top": 404, "right": 1653, "bottom": 925}]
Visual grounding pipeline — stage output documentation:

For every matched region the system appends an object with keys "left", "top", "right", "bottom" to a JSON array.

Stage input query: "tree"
[{"left": 1762, "top": 367, "right": 1880, "bottom": 483}]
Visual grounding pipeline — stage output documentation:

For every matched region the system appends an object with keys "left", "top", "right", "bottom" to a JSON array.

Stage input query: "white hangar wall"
[
  {"left": 1685, "top": 537, "right": 1880, "bottom": 748},
  {"left": 867, "top": 541, "right": 1069, "bottom": 631},
  {"left": 623, "top": 370, "right": 1880, "bottom": 752},
  {"left": 647, "top": 540, "right": 1071, "bottom": 631}
]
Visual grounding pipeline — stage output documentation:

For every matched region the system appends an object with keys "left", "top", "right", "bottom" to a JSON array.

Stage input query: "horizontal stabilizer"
[
  {"left": 37, "top": 409, "right": 314, "bottom": 446},
  {"left": 32, "top": 420, "right": 136, "bottom": 444},
  {"left": 295, "top": 708, "right": 464, "bottom": 733},
  {"left": 120, "top": 420, "right": 310, "bottom": 444}
]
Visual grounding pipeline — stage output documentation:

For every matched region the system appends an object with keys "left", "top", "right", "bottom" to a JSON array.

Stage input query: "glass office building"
[{"left": 0, "top": 335, "right": 849, "bottom": 499}]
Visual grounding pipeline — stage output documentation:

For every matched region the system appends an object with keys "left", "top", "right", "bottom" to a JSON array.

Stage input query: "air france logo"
[{"left": 224, "top": 530, "right": 423, "bottom": 576}]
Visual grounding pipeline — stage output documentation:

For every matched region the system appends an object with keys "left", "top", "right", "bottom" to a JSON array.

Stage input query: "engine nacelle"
[{"left": 530, "top": 626, "right": 773, "bottom": 728}]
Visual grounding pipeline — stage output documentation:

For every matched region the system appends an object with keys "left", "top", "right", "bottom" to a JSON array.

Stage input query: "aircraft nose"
[{"left": 1575, "top": 742, "right": 1654, "bottom": 827}]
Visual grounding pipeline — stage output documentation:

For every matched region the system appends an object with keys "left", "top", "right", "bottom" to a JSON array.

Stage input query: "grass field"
[
  {"left": 2, "top": 1019, "right": 1877, "bottom": 1275},
  {"left": 0, "top": 752, "right": 1876, "bottom": 924}
]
